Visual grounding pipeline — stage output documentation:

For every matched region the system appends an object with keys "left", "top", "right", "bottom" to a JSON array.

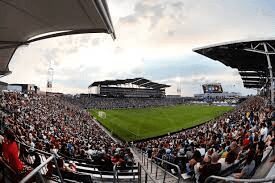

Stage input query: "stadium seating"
[
  {"left": 0, "top": 91, "right": 273, "bottom": 183},
  {"left": 66, "top": 95, "right": 184, "bottom": 109},
  {"left": 0, "top": 92, "right": 137, "bottom": 182},
  {"left": 135, "top": 96, "right": 275, "bottom": 182}
]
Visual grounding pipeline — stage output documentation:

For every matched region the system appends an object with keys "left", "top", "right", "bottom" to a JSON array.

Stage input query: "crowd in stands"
[
  {"left": 0, "top": 91, "right": 273, "bottom": 182},
  {"left": 0, "top": 92, "right": 134, "bottom": 177},
  {"left": 65, "top": 96, "right": 184, "bottom": 109},
  {"left": 136, "top": 96, "right": 275, "bottom": 182}
]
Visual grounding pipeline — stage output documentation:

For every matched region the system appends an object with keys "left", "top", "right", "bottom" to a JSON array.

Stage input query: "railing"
[
  {"left": 137, "top": 148, "right": 182, "bottom": 183},
  {"left": 0, "top": 141, "right": 64, "bottom": 183},
  {"left": 16, "top": 142, "right": 64, "bottom": 183},
  {"left": 153, "top": 157, "right": 181, "bottom": 183},
  {"left": 138, "top": 162, "right": 158, "bottom": 183},
  {"left": 114, "top": 163, "right": 137, "bottom": 182},
  {"left": 0, "top": 158, "right": 21, "bottom": 182},
  {"left": 19, "top": 141, "right": 139, "bottom": 183},
  {"left": 113, "top": 164, "right": 117, "bottom": 183},
  {"left": 205, "top": 175, "right": 275, "bottom": 183},
  {"left": 20, "top": 154, "right": 64, "bottom": 183}
]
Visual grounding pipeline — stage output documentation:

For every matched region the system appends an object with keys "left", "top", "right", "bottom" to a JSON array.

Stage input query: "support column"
[{"left": 263, "top": 43, "right": 274, "bottom": 105}]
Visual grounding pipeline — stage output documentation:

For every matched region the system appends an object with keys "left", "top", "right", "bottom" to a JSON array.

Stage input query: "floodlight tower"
[{"left": 46, "top": 60, "right": 54, "bottom": 92}]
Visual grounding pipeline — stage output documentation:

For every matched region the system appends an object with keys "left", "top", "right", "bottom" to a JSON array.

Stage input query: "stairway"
[
  {"left": 253, "top": 148, "right": 274, "bottom": 179},
  {"left": 130, "top": 147, "right": 191, "bottom": 183}
]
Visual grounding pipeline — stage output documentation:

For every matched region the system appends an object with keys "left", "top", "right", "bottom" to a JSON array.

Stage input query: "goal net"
[{"left": 98, "top": 111, "right": 106, "bottom": 119}]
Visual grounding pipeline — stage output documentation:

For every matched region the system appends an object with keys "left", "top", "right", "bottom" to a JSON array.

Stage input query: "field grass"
[{"left": 90, "top": 105, "right": 233, "bottom": 142}]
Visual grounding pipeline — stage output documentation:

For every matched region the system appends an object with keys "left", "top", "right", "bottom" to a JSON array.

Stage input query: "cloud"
[
  {"left": 116, "top": 0, "right": 275, "bottom": 53},
  {"left": 2, "top": 0, "right": 274, "bottom": 96},
  {"left": 119, "top": 15, "right": 139, "bottom": 24}
]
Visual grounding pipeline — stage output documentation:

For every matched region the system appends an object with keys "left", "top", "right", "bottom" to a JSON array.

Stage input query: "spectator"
[
  {"left": 233, "top": 150, "right": 256, "bottom": 178},
  {"left": 2, "top": 130, "right": 24, "bottom": 173},
  {"left": 260, "top": 123, "right": 268, "bottom": 141},
  {"left": 68, "top": 161, "right": 77, "bottom": 173},
  {"left": 57, "top": 158, "right": 75, "bottom": 173},
  {"left": 218, "top": 150, "right": 239, "bottom": 171},
  {"left": 0, "top": 91, "right": 271, "bottom": 181},
  {"left": 199, "top": 152, "right": 221, "bottom": 183}
]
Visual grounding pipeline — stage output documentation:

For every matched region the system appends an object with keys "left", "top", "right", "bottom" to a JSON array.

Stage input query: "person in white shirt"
[{"left": 260, "top": 123, "right": 268, "bottom": 141}]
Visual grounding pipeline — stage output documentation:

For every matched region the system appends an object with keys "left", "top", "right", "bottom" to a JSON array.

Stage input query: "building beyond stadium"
[{"left": 88, "top": 78, "right": 170, "bottom": 98}]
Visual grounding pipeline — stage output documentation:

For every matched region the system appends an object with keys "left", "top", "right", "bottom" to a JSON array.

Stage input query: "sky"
[{"left": 2, "top": 0, "right": 275, "bottom": 96}]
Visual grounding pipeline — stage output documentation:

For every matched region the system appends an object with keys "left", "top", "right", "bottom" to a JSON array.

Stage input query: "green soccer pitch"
[{"left": 90, "top": 105, "right": 233, "bottom": 142}]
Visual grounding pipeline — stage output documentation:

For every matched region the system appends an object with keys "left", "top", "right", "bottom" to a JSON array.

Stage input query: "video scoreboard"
[{"left": 202, "top": 84, "right": 223, "bottom": 93}]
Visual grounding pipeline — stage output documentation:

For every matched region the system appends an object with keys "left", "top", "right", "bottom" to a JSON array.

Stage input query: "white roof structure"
[{"left": 0, "top": 0, "right": 115, "bottom": 76}]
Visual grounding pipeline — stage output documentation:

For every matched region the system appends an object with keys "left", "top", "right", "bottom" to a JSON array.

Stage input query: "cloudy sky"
[{"left": 2, "top": 0, "right": 275, "bottom": 96}]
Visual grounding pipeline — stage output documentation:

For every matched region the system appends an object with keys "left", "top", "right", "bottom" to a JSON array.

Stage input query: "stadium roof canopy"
[
  {"left": 193, "top": 38, "right": 275, "bottom": 89},
  {"left": 89, "top": 78, "right": 170, "bottom": 89},
  {"left": 0, "top": 0, "right": 115, "bottom": 77}
]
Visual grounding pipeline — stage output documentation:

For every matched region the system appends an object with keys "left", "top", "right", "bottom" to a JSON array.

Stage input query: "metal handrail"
[
  {"left": 138, "top": 162, "right": 157, "bottom": 183},
  {"left": 20, "top": 140, "right": 138, "bottom": 183},
  {"left": 113, "top": 164, "right": 117, "bottom": 183},
  {"left": 132, "top": 147, "right": 180, "bottom": 182},
  {"left": 138, "top": 148, "right": 182, "bottom": 183},
  {"left": 153, "top": 156, "right": 182, "bottom": 183},
  {"left": 113, "top": 163, "right": 137, "bottom": 183},
  {"left": 0, "top": 158, "right": 19, "bottom": 182},
  {"left": 18, "top": 140, "right": 52, "bottom": 156},
  {"left": 205, "top": 175, "right": 275, "bottom": 183},
  {"left": 19, "top": 154, "right": 64, "bottom": 183}
]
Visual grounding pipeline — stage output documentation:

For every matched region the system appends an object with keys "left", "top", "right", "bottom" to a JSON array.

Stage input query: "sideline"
[
  {"left": 91, "top": 118, "right": 122, "bottom": 144},
  {"left": 91, "top": 117, "right": 142, "bottom": 163}
]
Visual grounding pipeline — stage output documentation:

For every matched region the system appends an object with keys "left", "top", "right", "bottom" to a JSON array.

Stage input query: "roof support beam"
[
  {"left": 251, "top": 43, "right": 261, "bottom": 50},
  {"left": 131, "top": 78, "right": 144, "bottom": 84},
  {"left": 243, "top": 48, "right": 275, "bottom": 55},
  {"left": 244, "top": 42, "right": 274, "bottom": 105},
  {"left": 263, "top": 43, "right": 274, "bottom": 106},
  {"left": 241, "top": 77, "right": 264, "bottom": 81},
  {"left": 139, "top": 81, "right": 152, "bottom": 87},
  {"left": 147, "top": 83, "right": 159, "bottom": 88}
]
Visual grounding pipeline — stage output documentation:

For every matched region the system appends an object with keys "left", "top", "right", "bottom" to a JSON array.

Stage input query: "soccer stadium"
[{"left": 0, "top": 1, "right": 274, "bottom": 183}]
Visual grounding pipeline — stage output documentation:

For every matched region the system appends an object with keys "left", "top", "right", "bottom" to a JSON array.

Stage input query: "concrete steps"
[
  {"left": 253, "top": 148, "right": 274, "bottom": 179},
  {"left": 131, "top": 148, "right": 189, "bottom": 183}
]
